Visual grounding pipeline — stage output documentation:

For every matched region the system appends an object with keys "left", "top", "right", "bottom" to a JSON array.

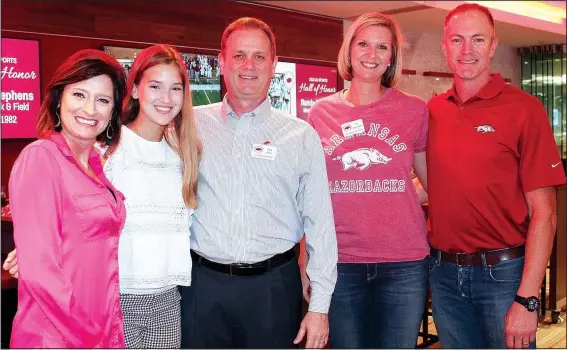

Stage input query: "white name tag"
[
  {"left": 251, "top": 144, "right": 277, "bottom": 160},
  {"left": 341, "top": 119, "right": 365, "bottom": 138}
]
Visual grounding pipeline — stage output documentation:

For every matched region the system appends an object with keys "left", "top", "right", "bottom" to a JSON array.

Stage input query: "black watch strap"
[{"left": 514, "top": 295, "right": 540, "bottom": 312}]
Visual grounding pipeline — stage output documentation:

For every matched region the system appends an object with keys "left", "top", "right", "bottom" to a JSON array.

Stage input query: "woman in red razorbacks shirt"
[{"left": 304, "top": 12, "right": 429, "bottom": 349}]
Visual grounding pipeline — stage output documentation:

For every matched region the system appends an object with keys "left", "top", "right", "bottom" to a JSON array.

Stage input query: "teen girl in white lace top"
[{"left": 103, "top": 44, "right": 201, "bottom": 348}]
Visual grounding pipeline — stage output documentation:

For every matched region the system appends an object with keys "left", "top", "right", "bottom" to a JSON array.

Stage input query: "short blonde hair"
[{"left": 338, "top": 12, "right": 404, "bottom": 87}]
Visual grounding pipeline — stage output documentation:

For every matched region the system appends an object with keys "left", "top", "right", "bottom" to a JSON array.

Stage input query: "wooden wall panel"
[
  {"left": 1, "top": 0, "right": 344, "bottom": 189},
  {"left": 2, "top": 0, "right": 343, "bottom": 62},
  {"left": 551, "top": 185, "right": 566, "bottom": 310}
]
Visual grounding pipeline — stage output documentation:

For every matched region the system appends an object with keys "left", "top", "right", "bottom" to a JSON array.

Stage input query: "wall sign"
[{"left": 1, "top": 38, "right": 41, "bottom": 139}]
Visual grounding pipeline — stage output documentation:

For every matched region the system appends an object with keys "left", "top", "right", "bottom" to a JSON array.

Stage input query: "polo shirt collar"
[
  {"left": 446, "top": 73, "right": 506, "bottom": 102},
  {"left": 220, "top": 94, "right": 271, "bottom": 125}
]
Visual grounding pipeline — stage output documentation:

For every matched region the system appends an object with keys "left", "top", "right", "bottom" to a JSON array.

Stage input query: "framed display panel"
[
  {"left": 268, "top": 61, "right": 338, "bottom": 121},
  {"left": 1, "top": 38, "right": 41, "bottom": 139},
  {"left": 103, "top": 46, "right": 221, "bottom": 106}
]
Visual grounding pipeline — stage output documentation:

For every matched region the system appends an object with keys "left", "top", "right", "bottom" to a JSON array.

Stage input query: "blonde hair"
[
  {"left": 119, "top": 44, "right": 202, "bottom": 208},
  {"left": 337, "top": 12, "right": 404, "bottom": 87}
]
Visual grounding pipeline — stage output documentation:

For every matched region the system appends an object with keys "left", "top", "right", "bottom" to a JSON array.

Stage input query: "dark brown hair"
[{"left": 37, "top": 49, "right": 126, "bottom": 154}]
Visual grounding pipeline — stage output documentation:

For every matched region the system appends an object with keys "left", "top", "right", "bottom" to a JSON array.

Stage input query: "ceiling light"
[{"left": 464, "top": 1, "right": 566, "bottom": 24}]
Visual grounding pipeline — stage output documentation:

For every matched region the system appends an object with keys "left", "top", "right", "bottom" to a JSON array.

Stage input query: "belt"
[
  {"left": 190, "top": 248, "right": 297, "bottom": 276},
  {"left": 430, "top": 245, "right": 525, "bottom": 266}
]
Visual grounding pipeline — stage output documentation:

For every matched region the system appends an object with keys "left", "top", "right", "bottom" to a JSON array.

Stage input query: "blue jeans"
[
  {"left": 429, "top": 253, "right": 536, "bottom": 348},
  {"left": 329, "top": 257, "right": 429, "bottom": 348}
]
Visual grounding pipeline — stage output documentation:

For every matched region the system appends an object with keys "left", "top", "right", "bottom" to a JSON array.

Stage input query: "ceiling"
[{"left": 249, "top": 1, "right": 566, "bottom": 47}]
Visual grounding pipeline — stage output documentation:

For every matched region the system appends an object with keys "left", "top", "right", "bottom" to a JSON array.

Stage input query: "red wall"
[
  {"left": 1, "top": 34, "right": 106, "bottom": 190},
  {"left": 1, "top": 0, "right": 344, "bottom": 190},
  {"left": 0, "top": 34, "right": 140, "bottom": 190}
]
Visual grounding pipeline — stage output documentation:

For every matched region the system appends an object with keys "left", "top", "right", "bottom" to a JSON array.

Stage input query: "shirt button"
[
  {"left": 460, "top": 106, "right": 464, "bottom": 110},
  {"left": 235, "top": 153, "right": 240, "bottom": 158}
]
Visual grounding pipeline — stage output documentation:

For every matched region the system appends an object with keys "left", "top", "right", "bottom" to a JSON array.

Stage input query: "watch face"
[{"left": 527, "top": 298, "right": 540, "bottom": 312}]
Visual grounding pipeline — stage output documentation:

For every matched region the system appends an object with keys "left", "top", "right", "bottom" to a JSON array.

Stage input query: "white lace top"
[{"left": 104, "top": 126, "right": 193, "bottom": 295}]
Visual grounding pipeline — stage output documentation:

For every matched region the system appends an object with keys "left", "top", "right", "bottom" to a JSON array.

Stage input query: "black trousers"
[{"left": 180, "top": 258, "right": 303, "bottom": 349}]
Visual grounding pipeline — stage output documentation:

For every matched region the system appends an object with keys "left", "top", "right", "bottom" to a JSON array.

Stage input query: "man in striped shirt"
[{"left": 179, "top": 17, "right": 338, "bottom": 349}]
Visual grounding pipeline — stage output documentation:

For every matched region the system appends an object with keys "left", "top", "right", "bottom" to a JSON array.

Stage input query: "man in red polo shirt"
[{"left": 427, "top": 3, "right": 566, "bottom": 349}]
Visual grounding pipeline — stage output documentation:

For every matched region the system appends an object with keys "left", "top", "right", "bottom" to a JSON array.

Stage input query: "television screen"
[
  {"left": 1, "top": 38, "right": 41, "bottom": 139},
  {"left": 103, "top": 46, "right": 221, "bottom": 106},
  {"left": 268, "top": 61, "right": 338, "bottom": 121}
]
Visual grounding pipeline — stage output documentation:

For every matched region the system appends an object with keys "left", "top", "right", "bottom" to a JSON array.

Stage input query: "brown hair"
[
  {"left": 37, "top": 49, "right": 126, "bottom": 153},
  {"left": 220, "top": 17, "right": 277, "bottom": 59},
  {"left": 337, "top": 12, "right": 404, "bottom": 87},
  {"left": 121, "top": 44, "right": 202, "bottom": 208}
]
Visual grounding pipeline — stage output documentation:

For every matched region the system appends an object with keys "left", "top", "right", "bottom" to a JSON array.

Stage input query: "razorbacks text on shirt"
[{"left": 307, "top": 88, "right": 430, "bottom": 263}]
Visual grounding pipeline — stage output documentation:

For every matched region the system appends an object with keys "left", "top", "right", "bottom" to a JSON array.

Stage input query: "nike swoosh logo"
[{"left": 552, "top": 162, "right": 561, "bottom": 168}]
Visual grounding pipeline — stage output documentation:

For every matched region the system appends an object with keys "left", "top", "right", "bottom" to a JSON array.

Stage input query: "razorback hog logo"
[
  {"left": 254, "top": 146, "right": 263, "bottom": 152},
  {"left": 475, "top": 125, "right": 495, "bottom": 133},
  {"left": 332, "top": 148, "right": 392, "bottom": 171}
]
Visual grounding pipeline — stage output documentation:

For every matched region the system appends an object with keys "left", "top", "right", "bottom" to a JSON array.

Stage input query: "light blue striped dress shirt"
[{"left": 191, "top": 96, "right": 338, "bottom": 313}]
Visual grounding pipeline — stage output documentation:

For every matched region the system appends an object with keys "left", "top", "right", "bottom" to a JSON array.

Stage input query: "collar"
[
  {"left": 446, "top": 73, "right": 506, "bottom": 103},
  {"left": 46, "top": 131, "right": 104, "bottom": 173},
  {"left": 46, "top": 131, "right": 74, "bottom": 158},
  {"left": 220, "top": 94, "right": 272, "bottom": 124}
]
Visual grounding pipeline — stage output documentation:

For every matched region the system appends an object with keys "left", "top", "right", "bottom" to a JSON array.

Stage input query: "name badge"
[
  {"left": 341, "top": 119, "right": 365, "bottom": 138},
  {"left": 251, "top": 144, "right": 277, "bottom": 160}
]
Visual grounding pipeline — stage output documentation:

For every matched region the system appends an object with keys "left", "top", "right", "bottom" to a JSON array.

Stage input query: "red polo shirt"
[{"left": 427, "top": 73, "right": 566, "bottom": 253}]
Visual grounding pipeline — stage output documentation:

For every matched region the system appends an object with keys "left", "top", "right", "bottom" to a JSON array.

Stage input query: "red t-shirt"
[
  {"left": 308, "top": 89, "right": 429, "bottom": 263},
  {"left": 427, "top": 74, "right": 566, "bottom": 253}
]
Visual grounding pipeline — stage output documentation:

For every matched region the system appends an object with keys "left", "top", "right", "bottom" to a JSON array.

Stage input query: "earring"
[
  {"left": 55, "top": 103, "right": 61, "bottom": 127},
  {"left": 106, "top": 124, "right": 114, "bottom": 139}
]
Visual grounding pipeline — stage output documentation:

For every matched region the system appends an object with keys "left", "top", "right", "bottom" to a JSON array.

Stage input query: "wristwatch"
[{"left": 514, "top": 295, "right": 540, "bottom": 312}]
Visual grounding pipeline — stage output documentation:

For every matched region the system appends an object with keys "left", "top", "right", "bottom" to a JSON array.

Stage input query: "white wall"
[
  {"left": 342, "top": 20, "right": 521, "bottom": 102},
  {"left": 397, "top": 29, "right": 521, "bottom": 101}
]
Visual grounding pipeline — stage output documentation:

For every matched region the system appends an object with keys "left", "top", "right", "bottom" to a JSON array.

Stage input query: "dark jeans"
[
  {"left": 180, "top": 258, "right": 302, "bottom": 349},
  {"left": 429, "top": 253, "right": 536, "bottom": 349},
  {"left": 329, "top": 257, "right": 429, "bottom": 349}
]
